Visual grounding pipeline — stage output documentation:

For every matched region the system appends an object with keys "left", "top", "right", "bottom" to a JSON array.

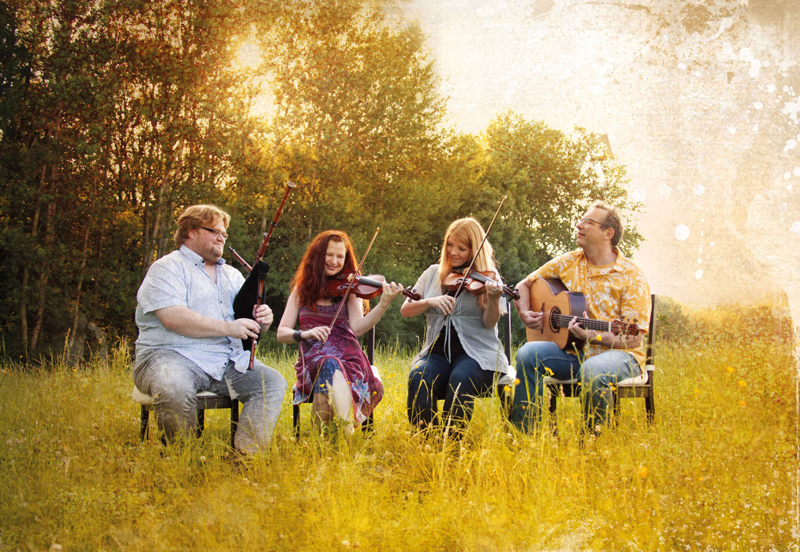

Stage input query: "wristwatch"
[{"left": 292, "top": 330, "right": 303, "bottom": 342}]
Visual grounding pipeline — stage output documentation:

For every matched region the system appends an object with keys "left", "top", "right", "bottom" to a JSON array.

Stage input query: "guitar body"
[{"left": 526, "top": 278, "right": 588, "bottom": 351}]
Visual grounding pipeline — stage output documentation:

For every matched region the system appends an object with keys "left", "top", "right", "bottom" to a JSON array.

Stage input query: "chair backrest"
[
  {"left": 646, "top": 294, "right": 657, "bottom": 365},
  {"left": 365, "top": 326, "right": 375, "bottom": 364}
]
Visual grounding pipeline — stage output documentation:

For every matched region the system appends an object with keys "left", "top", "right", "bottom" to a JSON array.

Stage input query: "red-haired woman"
[{"left": 277, "top": 230, "right": 404, "bottom": 429}]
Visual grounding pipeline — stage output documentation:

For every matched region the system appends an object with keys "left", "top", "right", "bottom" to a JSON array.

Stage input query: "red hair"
[{"left": 291, "top": 230, "right": 359, "bottom": 311}]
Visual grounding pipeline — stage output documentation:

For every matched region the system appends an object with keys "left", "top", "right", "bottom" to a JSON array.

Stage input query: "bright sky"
[{"left": 405, "top": 0, "right": 800, "bottom": 320}]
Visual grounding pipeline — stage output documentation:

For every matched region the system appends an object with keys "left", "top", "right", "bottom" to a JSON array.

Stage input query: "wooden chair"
[
  {"left": 132, "top": 387, "right": 239, "bottom": 448},
  {"left": 543, "top": 294, "right": 658, "bottom": 425},
  {"left": 292, "top": 326, "right": 376, "bottom": 439}
]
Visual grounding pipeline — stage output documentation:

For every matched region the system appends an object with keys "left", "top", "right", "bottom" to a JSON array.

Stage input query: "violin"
[
  {"left": 442, "top": 268, "right": 521, "bottom": 300},
  {"left": 327, "top": 270, "right": 421, "bottom": 301}
]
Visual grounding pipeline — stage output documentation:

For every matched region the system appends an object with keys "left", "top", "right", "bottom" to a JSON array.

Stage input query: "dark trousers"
[{"left": 407, "top": 353, "right": 495, "bottom": 435}]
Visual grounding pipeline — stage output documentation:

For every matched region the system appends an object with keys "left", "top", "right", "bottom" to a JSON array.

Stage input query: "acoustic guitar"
[{"left": 525, "top": 278, "right": 640, "bottom": 351}]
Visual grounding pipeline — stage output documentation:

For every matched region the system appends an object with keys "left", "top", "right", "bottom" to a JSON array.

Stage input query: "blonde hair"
[
  {"left": 437, "top": 218, "right": 498, "bottom": 311},
  {"left": 174, "top": 205, "right": 230, "bottom": 247}
]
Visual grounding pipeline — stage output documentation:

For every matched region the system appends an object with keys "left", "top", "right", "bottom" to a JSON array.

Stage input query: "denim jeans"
[
  {"left": 508, "top": 341, "right": 639, "bottom": 433},
  {"left": 407, "top": 353, "right": 495, "bottom": 435},
  {"left": 133, "top": 348, "right": 287, "bottom": 454}
]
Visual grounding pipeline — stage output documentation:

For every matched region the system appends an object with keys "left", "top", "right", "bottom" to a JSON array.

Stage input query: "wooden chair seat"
[{"left": 132, "top": 387, "right": 239, "bottom": 448}]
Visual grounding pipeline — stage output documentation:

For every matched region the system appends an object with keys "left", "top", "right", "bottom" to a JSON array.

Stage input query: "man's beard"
[{"left": 201, "top": 243, "right": 223, "bottom": 264}]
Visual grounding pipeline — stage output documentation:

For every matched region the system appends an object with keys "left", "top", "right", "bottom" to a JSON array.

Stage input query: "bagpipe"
[{"left": 231, "top": 181, "right": 295, "bottom": 369}]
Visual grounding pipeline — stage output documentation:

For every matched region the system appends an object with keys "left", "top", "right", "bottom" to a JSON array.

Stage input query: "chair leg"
[
  {"left": 140, "top": 405, "right": 149, "bottom": 441},
  {"left": 196, "top": 408, "right": 205, "bottom": 438},
  {"left": 548, "top": 386, "right": 559, "bottom": 436},
  {"left": 362, "top": 411, "right": 375, "bottom": 435},
  {"left": 230, "top": 400, "right": 239, "bottom": 449},
  {"left": 645, "top": 393, "right": 655, "bottom": 424},
  {"left": 293, "top": 404, "right": 300, "bottom": 441}
]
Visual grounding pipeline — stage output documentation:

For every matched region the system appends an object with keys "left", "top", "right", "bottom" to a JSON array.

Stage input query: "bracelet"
[{"left": 292, "top": 330, "right": 303, "bottom": 342}]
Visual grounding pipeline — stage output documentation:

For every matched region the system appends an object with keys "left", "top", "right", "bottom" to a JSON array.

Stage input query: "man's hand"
[
  {"left": 253, "top": 304, "right": 273, "bottom": 330},
  {"left": 226, "top": 318, "right": 262, "bottom": 340},
  {"left": 518, "top": 309, "right": 544, "bottom": 330}
]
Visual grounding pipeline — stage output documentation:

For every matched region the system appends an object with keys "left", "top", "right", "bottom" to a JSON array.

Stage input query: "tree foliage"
[{"left": 0, "top": 0, "right": 642, "bottom": 361}]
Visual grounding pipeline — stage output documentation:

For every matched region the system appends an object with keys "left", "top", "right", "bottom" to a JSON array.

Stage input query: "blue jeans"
[
  {"left": 133, "top": 348, "right": 287, "bottom": 453},
  {"left": 407, "top": 353, "right": 495, "bottom": 435},
  {"left": 508, "top": 341, "right": 639, "bottom": 433}
]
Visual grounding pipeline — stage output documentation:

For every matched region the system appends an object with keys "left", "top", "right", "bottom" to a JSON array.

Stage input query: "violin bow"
[
  {"left": 450, "top": 195, "right": 507, "bottom": 300},
  {"left": 328, "top": 227, "right": 380, "bottom": 331}
]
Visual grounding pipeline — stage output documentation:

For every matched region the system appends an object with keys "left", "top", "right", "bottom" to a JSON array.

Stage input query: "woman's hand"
[
  {"left": 427, "top": 294, "right": 456, "bottom": 315},
  {"left": 378, "top": 281, "right": 404, "bottom": 307},
  {"left": 303, "top": 325, "right": 331, "bottom": 344},
  {"left": 484, "top": 280, "right": 503, "bottom": 301}
]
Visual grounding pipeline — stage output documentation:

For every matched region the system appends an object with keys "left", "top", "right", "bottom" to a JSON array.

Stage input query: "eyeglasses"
[
  {"left": 576, "top": 217, "right": 609, "bottom": 229},
  {"left": 201, "top": 227, "right": 228, "bottom": 240}
]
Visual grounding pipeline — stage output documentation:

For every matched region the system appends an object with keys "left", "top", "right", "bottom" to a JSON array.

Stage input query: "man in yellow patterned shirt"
[{"left": 509, "top": 201, "right": 650, "bottom": 434}]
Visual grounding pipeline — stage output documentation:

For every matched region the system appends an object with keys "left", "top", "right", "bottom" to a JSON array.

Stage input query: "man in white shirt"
[{"left": 133, "top": 204, "right": 286, "bottom": 454}]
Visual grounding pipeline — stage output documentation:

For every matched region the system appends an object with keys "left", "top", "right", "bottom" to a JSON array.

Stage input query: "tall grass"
[{"left": 0, "top": 305, "right": 797, "bottom": 551}]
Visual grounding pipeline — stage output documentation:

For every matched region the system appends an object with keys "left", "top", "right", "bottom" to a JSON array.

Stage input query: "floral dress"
[{"left": 292, "top": 303, "right": 383, "bottom": 423}]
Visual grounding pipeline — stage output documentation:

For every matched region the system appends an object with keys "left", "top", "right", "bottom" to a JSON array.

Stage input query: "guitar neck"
[{"left": 552, "top": 314, "right": 611, "bottom": 333}]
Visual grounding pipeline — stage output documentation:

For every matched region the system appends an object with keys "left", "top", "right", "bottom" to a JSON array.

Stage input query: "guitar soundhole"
[{"left": 550, "top": 307, "right": 561, "bottom": 332}]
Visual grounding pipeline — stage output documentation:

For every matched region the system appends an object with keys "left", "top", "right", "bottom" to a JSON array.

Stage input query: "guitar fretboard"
[{"left": 551, "top": 314, "right": 611, "bottom": 332}]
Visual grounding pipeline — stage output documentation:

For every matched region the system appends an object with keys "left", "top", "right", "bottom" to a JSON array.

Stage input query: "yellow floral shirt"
[{"left": 527, "top": 249, "right": 651, "bottom": 369}]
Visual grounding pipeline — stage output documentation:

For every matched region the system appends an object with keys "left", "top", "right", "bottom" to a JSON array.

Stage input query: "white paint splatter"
[
  {"left": 693, "top": 184, "right": 705, "bottom": 196},
  {"left": 767, "top": 84, "right": 776, "bottom": 93},
  {"left": 785, "top": 172, "right": 792, "bottom": 179},
  {"left": 675, "top": 224, "right": 690, "bottom": 241},
  {"left": 794, "top": 167, "right": 800, "bottom": 177},
  {"left": 785, "top": 139, "right": 797, "bottom": 151},
  {"left": 728, "top": 127, "right": 737, "bottom": 134},
  {"left": 749, "top": 59, "right": 762, "bottom": 78},
  {"left": 677, "top": 62, "right": 687, "bottom": 70},
  {"left": 752, "top": 124, "right": 759, "bottom": 132},
  {"left": 788, "top": 185, "right": 793, "bottom": 191},
  {"left": 738, "top": 48, "right": 753, "bottom": 62},
  {"left": 754, "top": 101, "right": 763, "bottom": 109},
  {"left": 697, "top": 259, "right": 703, "bottom": 264},
  {"left": 791, "top": 221, "right": 800, "bottom": 235},
  {"left": 695, "top": 269, "right": 704, "bottom": 280}
]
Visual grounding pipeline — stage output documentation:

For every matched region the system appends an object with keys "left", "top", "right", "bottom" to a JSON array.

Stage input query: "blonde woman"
[{"left": 401, "top": 218, "right": 507, "bottom": 437}]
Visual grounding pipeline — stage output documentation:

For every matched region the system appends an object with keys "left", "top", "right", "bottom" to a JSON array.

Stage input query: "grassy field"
[{"left": 0, "top": 311, "right": 797, "bottom": 551}]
